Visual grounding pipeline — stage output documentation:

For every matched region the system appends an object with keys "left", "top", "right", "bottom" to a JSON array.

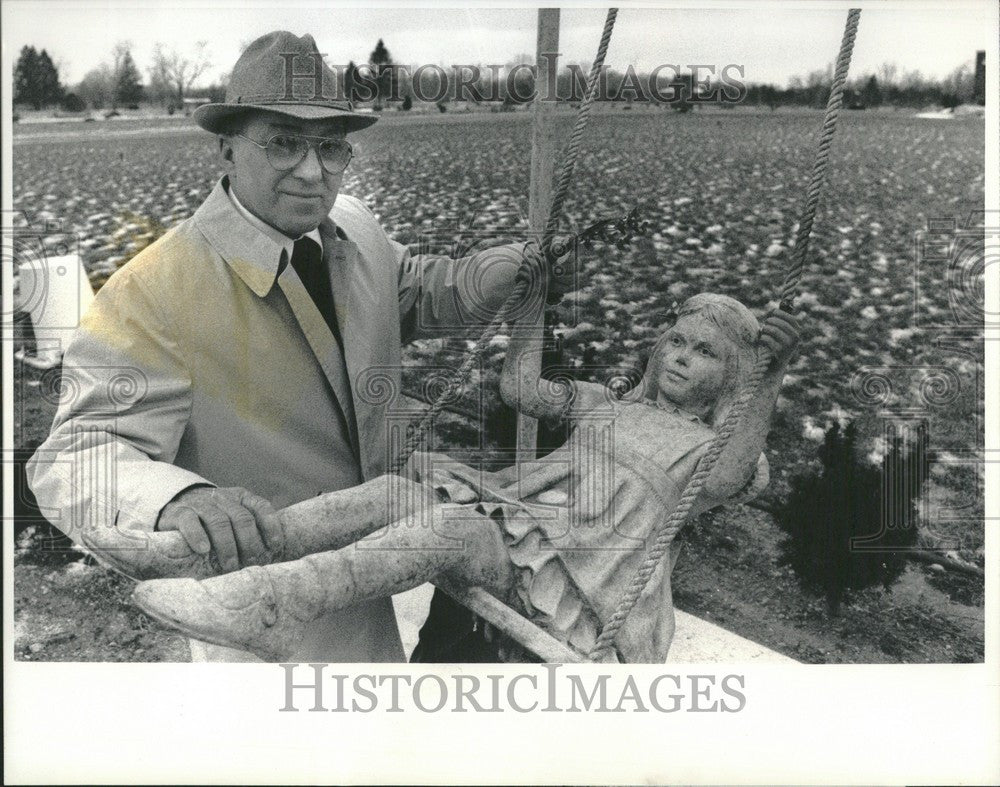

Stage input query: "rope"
[
  {"left": 588, "top": 8, "right": 861, "bottom": 661},
  {"left": 390, "top": 8, "right": 619, "bottom": 475},
  {"left": 779, "top": 8, "right": 861, "bottom": 307},
  {"left": 539, "top": 9, "right": 618, "bottom": 262}
]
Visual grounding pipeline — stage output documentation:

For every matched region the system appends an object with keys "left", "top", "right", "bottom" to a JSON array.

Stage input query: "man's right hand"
[{"left": 156, "top": 486, "right": 280, "bottom": 572}]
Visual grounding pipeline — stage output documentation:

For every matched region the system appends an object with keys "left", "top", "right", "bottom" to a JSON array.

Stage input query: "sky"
[{"left": 2, "top": 1, "right": 990, "bottom": 89}]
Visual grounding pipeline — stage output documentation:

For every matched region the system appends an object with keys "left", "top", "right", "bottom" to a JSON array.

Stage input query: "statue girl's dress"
[{"left": 133, "top": 293, "right": 800, "bottom": 662}]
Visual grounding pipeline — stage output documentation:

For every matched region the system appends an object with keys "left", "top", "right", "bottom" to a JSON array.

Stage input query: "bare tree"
[
  {"left": 77, "top": 64, "right": 115, "bottom": 109},
  {"left": 148, "top": 41, "right": 211, "bottom": 105},
  {"left": 877, "top": 62, "right": 898, "bottom": 88}
]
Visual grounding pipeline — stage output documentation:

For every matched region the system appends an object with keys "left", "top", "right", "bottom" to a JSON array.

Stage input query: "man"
[{"left": 27, "top": 31, "right": 542, "bottom": 662}]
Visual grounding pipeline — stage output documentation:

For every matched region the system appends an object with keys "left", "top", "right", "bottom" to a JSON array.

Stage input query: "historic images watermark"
[
  {"left": 278, "top": 663, "right": 747, "bottom": 713},
  {"left": 278, "top": 51, "right": 748, "bottom": 105}
]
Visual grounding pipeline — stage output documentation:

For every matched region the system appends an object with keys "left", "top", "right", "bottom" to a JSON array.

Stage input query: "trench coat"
[{"left": 27, "top": 177, "right": 524, "bottom": 661}]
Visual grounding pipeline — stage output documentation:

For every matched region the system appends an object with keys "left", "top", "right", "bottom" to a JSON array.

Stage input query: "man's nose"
[
  {"left": 673, "top": 349, "right": 689, "bottom": 366},
  {"left": 292, "top": 144, "right": 325, "bottom": 179}
]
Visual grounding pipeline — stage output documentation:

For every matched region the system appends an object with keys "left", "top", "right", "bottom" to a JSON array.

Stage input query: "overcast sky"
[{"left": 3, "top": 1, "right": 990, "bottom": 88}]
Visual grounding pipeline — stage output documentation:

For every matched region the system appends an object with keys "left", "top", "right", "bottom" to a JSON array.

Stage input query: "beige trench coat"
[{"left": 27, "top": 178, "right": 524, "bottom": 662}]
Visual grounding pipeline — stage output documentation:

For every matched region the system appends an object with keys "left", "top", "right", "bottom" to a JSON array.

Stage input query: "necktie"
[{"left": 289, "top": 236, "right": 343, "bottom": 350}]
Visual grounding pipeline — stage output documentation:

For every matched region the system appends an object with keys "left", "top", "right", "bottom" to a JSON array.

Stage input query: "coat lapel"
[
  {"left": 320, "top": 220, "right": 381, "bottom": 476},
  {"left": 277, "top": 244, "right": 359, "bottom": 459}
]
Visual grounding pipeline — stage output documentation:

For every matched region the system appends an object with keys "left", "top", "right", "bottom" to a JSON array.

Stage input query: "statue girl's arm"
[{"left": 703, "top": 310, "right": 800, "bottom": 500}]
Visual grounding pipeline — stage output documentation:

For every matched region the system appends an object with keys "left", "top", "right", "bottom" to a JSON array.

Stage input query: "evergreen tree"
[
  {"left": 368, "top": 39, "right": 394, "bottom": 109},
  {"left": 115, "top": 49, "right": 144, "bottom": 107},
  {"left": 344, "top": 60, "right": 359, "bottom": 105},
  {"left": 861, "top": 75, "right": 882, "bottom": 108},
  {"left": 776, "top": 421, "right": 925, "bottom": 615},
  {"left": 36, "top": 50, "right": 64, "bottom": 107},
  {"left": 14, "top": 46, "right": 63, "bottom": 109},
  {"left": 13, "top": 46, "right": 40, "bottom": 108}
]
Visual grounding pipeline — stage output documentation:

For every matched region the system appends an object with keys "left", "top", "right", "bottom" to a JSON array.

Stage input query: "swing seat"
[{"left": 394, "top": 583, "right": 797, "bottom": 663}]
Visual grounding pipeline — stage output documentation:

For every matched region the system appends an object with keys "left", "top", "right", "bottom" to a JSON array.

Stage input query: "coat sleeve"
[
  {"left": 26, "top": 268, "right": 211, "bottom": 540},
  {"left": 393, "top": 237, "right": 529, "bottom": 343}
]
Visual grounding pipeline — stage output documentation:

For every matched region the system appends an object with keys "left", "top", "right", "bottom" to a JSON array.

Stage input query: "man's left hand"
[{"left": 519, "top": 238, "right": 575, "bottom": 304}]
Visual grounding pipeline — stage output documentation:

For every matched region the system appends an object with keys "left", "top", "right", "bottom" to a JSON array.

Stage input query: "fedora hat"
[{"left": 194, "top": 31, "right": 377, "bottom": 134}]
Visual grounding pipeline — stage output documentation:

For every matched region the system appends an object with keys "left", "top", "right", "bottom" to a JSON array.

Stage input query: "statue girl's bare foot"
[{"left": 132, "top": 557, "right": 331, "bottom": 661}]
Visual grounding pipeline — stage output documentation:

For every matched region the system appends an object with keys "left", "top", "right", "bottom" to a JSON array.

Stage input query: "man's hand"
[
  {"left": 759, "top": 309, "right": 802, "bottom": 367},
  {"left": 156, "top": 486, "right": 280, "bottom": 572},
  {"left": 518, "top": 238, "right": 575, "bottom": 304},
  {"left": 545, "top": 235, "right": 576, "bottom": 302}
]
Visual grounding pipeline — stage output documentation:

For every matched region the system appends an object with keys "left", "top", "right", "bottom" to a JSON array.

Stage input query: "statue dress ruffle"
[{"left": 421, "top": 397, "right": 769, "bottom": 663}]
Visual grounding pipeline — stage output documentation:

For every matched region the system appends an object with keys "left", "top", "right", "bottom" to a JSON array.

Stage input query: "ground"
[{"left": 11, "top": 107, "right": 985, "bottom": 663}]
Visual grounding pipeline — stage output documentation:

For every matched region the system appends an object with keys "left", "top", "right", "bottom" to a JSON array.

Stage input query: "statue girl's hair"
[{"left": 640, "top": 293, "right": 760, "bottom": 428}]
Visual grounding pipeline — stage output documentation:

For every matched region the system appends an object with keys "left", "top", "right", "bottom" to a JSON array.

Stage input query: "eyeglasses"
[{"left": 237, "top": 133, "right": 354, "bottom": 174}]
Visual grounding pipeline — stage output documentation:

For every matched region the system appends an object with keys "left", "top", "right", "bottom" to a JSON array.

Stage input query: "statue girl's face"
[{"left": 654, "top": 314, "right": 732, "bottom": 420}]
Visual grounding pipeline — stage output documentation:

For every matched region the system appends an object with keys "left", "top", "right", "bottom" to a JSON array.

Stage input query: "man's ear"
[{"left": 218, "top": 135, "right": 236, "bottom": 172}]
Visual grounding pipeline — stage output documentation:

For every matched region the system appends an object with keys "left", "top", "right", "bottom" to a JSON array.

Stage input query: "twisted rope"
[
  {"left": 779, "top": 7, "right": 861, "bottom": 307},
  {"left": 588, "top": 8, "right": 861, "bottom": 661},
  {"left": 390, "top": 8, "right": 619, "bottom": 475},
  {"left": 539, "top": 9, "right": 618, "bottom": 262}
]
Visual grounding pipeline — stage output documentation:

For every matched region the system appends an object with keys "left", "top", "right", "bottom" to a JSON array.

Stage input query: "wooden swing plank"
[{"left": 434, "top": 579, "right": 587, "bottom": 664}]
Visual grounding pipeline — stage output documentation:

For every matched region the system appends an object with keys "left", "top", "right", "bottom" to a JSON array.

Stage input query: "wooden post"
[{"left": 517, "top": 8, "right": 560, "bottom": 463}]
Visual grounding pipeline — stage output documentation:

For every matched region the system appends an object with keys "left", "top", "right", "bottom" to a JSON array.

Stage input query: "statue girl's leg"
[{"left": 132, "top": 505, "right": 515, "bottom": 661}]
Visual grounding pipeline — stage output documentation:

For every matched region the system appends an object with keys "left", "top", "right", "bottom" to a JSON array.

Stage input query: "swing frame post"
[{"left": 517, "top": 8, "right": 561, "bottom": 463}]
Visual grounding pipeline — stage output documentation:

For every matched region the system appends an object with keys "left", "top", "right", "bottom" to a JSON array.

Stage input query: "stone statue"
[{"left": 132, "top": 293, "right": 801, "bottom": 662}]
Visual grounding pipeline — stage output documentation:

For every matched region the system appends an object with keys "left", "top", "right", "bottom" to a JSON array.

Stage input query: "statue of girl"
[{"left": 132, "top": 292, "right": 800, "bottom": 663}]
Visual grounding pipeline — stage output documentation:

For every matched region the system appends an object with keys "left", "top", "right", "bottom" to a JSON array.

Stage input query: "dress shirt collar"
[
  {"left": 226, "top": 179, "right": 323, "bottom": 263},
  {"left": 193, "top": 177, "right": 348, "bottom": 299}
]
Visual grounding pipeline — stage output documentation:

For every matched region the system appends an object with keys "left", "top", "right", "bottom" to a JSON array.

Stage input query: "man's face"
[
  {"left": 222, "top": 113, "right": 347, "bottom": 237},
  {"left": 654, "top": 315, "right": 730, "bottom": 419}
]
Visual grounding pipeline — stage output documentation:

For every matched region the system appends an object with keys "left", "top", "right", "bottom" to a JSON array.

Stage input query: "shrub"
[
  {"left": 401, "top": 94, "right": 413, "bottom": 111},
  {"left": 436, "top": 101, "right": 448, "bottom": 113},
  {"left": 775, "top": 420, "right": 926, "bottom": 614},
  {"left": 61, "top": 93, "right": 85, "bottom": 112}
]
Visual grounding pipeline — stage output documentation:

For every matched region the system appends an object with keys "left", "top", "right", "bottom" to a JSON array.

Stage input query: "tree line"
[
  {"left": 14, "top": 40, "right": 214, "bottom": 114},
  {"left": 746, "top": 56, "right": 985, "bottom": 110},
  {"left": 14, "top": 37, "right": 985, "bottom": 115}
]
